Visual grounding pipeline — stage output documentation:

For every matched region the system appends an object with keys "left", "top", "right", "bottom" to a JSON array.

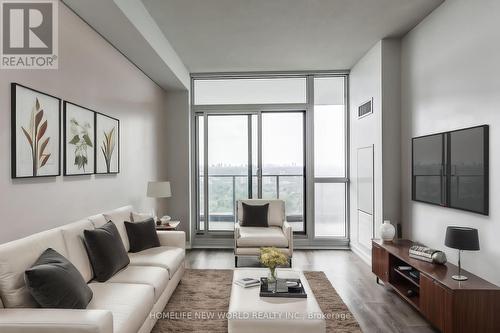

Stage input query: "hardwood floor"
[{"left": 186, "top": 249, "right": 438, "bottom": 333}]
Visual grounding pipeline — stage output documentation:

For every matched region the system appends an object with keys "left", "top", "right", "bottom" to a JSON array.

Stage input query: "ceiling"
[{"left": 142, "top": 0, "right": 444, "bottom": 73}]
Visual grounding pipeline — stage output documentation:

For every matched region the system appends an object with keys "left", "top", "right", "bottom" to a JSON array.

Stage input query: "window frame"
[{"left": 190, "top": 71, "right": 350, "bottom": 248}]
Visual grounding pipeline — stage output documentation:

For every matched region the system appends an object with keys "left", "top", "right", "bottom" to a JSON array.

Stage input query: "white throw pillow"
[{"left": 132, "top": 212, "right": 154, "bottom": 222}]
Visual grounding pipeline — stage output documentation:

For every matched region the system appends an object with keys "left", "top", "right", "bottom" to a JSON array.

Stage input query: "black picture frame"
[
  {"left": 412, "top": 125, "right": 489, "bottom": 215},
  {"left": 11, "top": 83, "right": 61, "bottom": 179},
  {"left": 94, "top": 112, "right": 120, "bottom": 174},
  {"left": 63, "top": 101, "right": 97, "bottom": 176}
]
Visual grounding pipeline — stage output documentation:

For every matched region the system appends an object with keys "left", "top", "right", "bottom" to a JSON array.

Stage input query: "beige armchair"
[{"left": 234, "top": 199, "right": 293, "bottom": 267}]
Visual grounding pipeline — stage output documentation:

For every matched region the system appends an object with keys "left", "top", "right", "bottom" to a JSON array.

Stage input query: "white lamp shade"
[{"left": 147, "top": 181, "right": 172, "bottom": 198}]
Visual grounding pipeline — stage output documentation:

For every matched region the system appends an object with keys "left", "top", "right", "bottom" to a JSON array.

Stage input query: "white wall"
[
  {"left": 0, "top": 2, "right": 169, "bottom": 243},
  {"left": 349, "top": 41, "right": 383, "bottom": 260},
  {"left": 350, "top": 40, "right": 401, "bottom": 262},
  {"left": 401, "top": 0, "right": 500, "bottom": 285}
]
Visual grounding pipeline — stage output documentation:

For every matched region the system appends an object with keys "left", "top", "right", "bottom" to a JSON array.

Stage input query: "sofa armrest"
[
  {"left": 157, "top": 231, "right": 186, "bottom": 249},
  {"left": 234, "top": 222, "right": 241, "bottom": 251},
  {"left": 234, "top": 222, "right": 241, "bottom": 239},
  {"left": 0, "top": 309, "right": 112, "bottom": 333},
  {"left": 283, "top": 221, "right": 293, "bottom": 254}
]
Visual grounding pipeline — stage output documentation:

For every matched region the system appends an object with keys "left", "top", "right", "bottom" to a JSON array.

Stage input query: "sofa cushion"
[
  {"left": 125, "top": 219, "right": 160, "bottom": 253},
  {"left": 60, "top": 219, "right": 94, "bottom": 282},
  {"left": 102, "top": 206, "right": 133, "bottom": 251},
  {"left": 237, "top": 226, "right": 289, "bottom": 248},
  {"left": 88, "top": 282, "right": 154, "bottom": 333},
  {"left": 83, "top": 222, "right": 130, "bottom": 282},
  {"left": 241, "top": 202, "right": 269, "bottom": 227},
  {"left": 0, "top": 228, "right": 68, "bottom": 308},
  {"left": 25, "top": 248, "right": 93, "bottom": 309},
  {"left": 128, "top": 246, "right": 184, "bottom": 279},
  {"left": 131, "top": 212, "right": 153, "bottom": 222},
  {"left": 106, "top": 266, "right": 168, "bottom": 302},
  {"left": 237, "top": 199, "right": 285, "bottom": 227},
  {"left": 88, "top": 213, "right": 108, "bottom": 227}
]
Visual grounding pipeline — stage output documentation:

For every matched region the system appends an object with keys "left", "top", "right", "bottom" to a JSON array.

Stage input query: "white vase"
[{"left": 380, "top": 220, "right": 396, "bottom": 241}]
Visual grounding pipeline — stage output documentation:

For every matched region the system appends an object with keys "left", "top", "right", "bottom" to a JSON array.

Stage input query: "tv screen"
[
  {"left": 412, "top": 133, "right": 445, "bottom": 206},
  {"left": 412, "top": 125, "right": 488, "bottom": 215}
]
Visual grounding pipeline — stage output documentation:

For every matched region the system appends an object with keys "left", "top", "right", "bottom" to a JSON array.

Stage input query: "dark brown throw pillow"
[
  {"left": 83, "top": 221, "right": 130, "bottom": 282},
  {"left": 125, "top": 218, "right": 160, "bottom": 253},
  {"left": 25, "top": 248, "right": 93, "bottom": 309},
  {"left": 241, "top": 203, "right": 269, "bottom": 227}
]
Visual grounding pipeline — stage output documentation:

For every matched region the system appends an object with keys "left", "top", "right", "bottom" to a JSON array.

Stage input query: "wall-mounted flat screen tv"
[{"left": 412, "top": 125, "right": 489, "bottom": 215}]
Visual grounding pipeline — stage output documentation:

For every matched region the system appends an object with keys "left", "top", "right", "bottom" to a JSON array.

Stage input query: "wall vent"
[{"left": 358, "top": 98, "right": 373, "bottom": 118}]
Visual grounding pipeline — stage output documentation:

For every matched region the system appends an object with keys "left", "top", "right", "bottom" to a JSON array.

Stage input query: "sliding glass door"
[
  {"left": 196, "top": 111, "right": 305, "bottom": 234},
  {"left": 261, "top": 112, "right": 305, "bottom": 232}
]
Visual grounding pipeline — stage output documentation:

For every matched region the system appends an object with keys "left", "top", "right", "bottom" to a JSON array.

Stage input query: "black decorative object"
[
  {"left": 412, "top": 125, "right": 489, "bottom": 215},
  {"left": 445, "top": 226, "right": 480, "bottom": 281},
  {"left": 259, "top": 277, "right": 307, "bottom": 298},
  {"left": 11, "top": 83, "right": 61, "bottom": 178},
  {"left": 83, "top": 221, "right": 129, "bottom": 282},
  {"left": 25, "top": 248, "right": 93, "bottom": 309}
]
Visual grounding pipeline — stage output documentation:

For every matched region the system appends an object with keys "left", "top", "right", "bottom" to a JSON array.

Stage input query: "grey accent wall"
[
  {"left": 401, "top": 0, "right": 500, "bottom": 285},
  {"left": 0, "top": 3, "right": 168, "bottom": 243},
  {"left": 164, "top": 90, "right": 191, "bottom": 241}
]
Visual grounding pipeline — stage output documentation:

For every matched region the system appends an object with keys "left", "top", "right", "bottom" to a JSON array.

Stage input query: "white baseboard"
[{"left": 350, "top": 242, "right": 372, "bottom": 266}]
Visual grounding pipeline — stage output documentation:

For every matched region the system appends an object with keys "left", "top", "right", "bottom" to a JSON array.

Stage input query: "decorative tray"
[{"left": 259, "top": 277, "right": 307, "bottom": 298}]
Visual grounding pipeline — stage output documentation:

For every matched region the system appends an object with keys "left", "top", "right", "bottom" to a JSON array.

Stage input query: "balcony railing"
[{"left": 198, "top": 174, "right": 304, "bottom": 229}]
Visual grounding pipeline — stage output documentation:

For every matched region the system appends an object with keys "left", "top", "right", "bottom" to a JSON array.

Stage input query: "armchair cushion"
[
  {"left": 237, "top": 226, "right": 288, "bottom": 248},
  {"left": 237, "top": 199, "right": 285, "bottom": 227},
  {"left": 240, "top": 203, "right": 269, "bottom": 227}
]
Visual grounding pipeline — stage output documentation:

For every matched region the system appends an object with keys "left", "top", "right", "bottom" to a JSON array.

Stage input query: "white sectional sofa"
[{"left": 0, "top": 206, "right": 186, "bottom": 333}]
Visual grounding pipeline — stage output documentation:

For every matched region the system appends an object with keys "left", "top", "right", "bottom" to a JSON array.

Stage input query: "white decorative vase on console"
[{"left": 380, "top": 220, "right": 395, "bottom": 242}]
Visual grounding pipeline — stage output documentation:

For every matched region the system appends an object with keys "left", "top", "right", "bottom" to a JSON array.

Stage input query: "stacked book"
[
  {"left": 409, "top": 245, "right": 436, "bottom": 262},
  {"left": 234, "top": 277, "right": 260, "bottom": 288}
]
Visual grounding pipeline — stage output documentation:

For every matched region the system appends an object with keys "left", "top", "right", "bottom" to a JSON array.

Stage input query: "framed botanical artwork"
[
  {"left": 63, "top": 101, "right": 96, "bottom": 175},
  {"left": 95, "top": 113, "right": 119, "bottom": 174},
  {"left": 11, "top": 83, "right": 61, "bottom": 178}
]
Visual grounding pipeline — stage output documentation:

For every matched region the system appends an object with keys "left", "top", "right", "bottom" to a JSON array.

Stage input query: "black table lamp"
[{"left": 445, "top": 226, "right": 480, "bottom": 281}]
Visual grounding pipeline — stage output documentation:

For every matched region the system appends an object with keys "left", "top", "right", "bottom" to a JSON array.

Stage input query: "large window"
[
  {"left": 192, "top": 74, "right": 348, "bottom": 244},
  {"left": 194, "top": 78, "right": 307, "bottom": 105},
  {"left": 313, "top": 77, "right": 347, "bottom": 237}
]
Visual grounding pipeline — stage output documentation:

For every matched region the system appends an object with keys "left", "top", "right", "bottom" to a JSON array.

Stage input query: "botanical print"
[
  {"left": 12, "top": 84, "right": 60, "bottom": 178},
  {"left": 64, "top": 102, "right": 95, "bottom": 175},
  {"left": 95, "top": 113, "right": 119, "bottom": 174},
  {"left": 20, "top": 98, "right": 51, "bottom": 176},
  {"left": 69, "top": 119, "right": 93, "bottom": 171},
  {"left": 101, "top": 127, "right": 116, "bottom": 173}
]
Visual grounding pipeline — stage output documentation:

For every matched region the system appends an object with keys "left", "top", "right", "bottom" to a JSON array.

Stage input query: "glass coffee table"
[{"left": 228, "top": 268, "right": 326, "bottom": 333}]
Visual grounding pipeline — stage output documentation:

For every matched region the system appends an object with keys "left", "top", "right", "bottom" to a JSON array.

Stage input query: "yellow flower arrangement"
[{"left": 259, "top": 247, "right": 288, "bottom": 282}]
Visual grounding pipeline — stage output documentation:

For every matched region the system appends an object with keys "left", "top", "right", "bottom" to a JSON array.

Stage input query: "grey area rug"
[{"left": 152, "top": 269, "right": 361, "bottom": 333}]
